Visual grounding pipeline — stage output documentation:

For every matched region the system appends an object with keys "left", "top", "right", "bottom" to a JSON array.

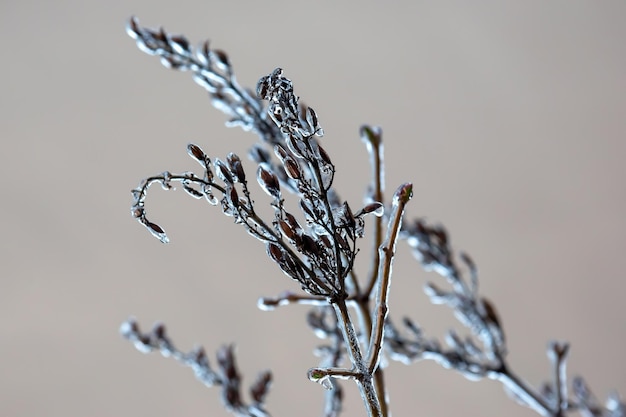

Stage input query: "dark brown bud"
[
  {"left": 257, "top": 165, "right": 281, "bottom": 199},
  {"left": 187, "top": 143, "right": 206, "bottom": 162},
  {"left": 169, "top": 35, "right": 190, "bottom": 55},
  {"left": 226, "top": 152, "right": 246, "bottom": 182},
  {"left": 283, "top": 157, "right": 301, "bottom": 180},
  {"left": 266, "top": 242, "right": 285, "bottom": 263},
  {"left": 212, "top": 49, "right": 231, "bottom": 72},
  {"left": 278, "top": 220, "right": 296, "bottom": 241},
  {"left": 215, "top": 159, "right": 234, "bottom": 184}
]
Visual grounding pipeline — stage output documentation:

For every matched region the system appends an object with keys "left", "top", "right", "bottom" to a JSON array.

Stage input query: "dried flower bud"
[
  {"left": 215, "top": 159, "right": 234, "bottom": 184},
  {"left": 211, "top": 49, "right": 231, "bottom": 73},
  {"left": 257, "top": 164, "right": 281, "bottom": 199},
  {"left": 358, "top": 202, "right": 384, "bottom": 217},
  {"left": 282, "top": 156, "right": 301, "bottom": 180},
  {"left": 278, "top": 220, "right": 296, "bottom": 241},
  {"left": 187, "top": 143, "right": 207, "bottom": 162},
  {"left": 226, "top": 152, "right": 246, "bottom": 183},
  {"left": 146, "top": 221, "right": 169, "bottom": 244},
  {"left": 266, "top": 242, "right": 285, "bottom": 263},
  {"left": 226, "top": 186, "right": 240, "bottom": 209},
  {"left": 250, "top": 370, "right": 272, "bottom": 404},
  {"left": 169, "top": 35, "right": 190, "bottom": 55},
  {"left": 151, "top": 322, "right": 166, "bottom": 340}
]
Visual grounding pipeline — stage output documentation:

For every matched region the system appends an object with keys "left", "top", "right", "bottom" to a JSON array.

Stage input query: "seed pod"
[
  {"left": 278, "top": 220, "right": 296, "bottom": 241},
  {"left": 146, "top": 221, "right": 169, "bottom": 244},
  {"left": 227, "top": 152, "right": 246, "bottom": 183},
  {"left": 274, "top": 144, "right": 289, "bottom": 161},
  {"left": 169, "top": 35, "right": 190, "bottom": 55},
  {"left": 220, "top": 185, "right": 238, "bottom": 210},
  {"left": 300, "top": 234, "right": 320, "bottom": 256},
  {"left": 211, "top": 49, "right": 230, "bottom": 73},
  {"left": 266, "top": 242, "right": 285, "bottom": 263},
  {"left": 284, "top": 212, "right": 302, "bottom": 234},
  {"left": 283, "top": 157, "right": 301, "bottom": 180},
  {"left": 257, "top": 164, "right": 281, "bottom": 199},
  {"left": 358, "top": 202, "right": 384, "bottom": 217},
  {"left": 187, "top": 143, "right": 206, "bottom": 162},
  {"left": 214, "top": 159, "right": 233, "bottom": 184}
]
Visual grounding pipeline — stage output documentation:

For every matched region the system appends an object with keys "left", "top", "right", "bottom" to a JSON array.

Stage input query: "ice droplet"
[{"left": 308, "top": 369, "right": 333, "bottom": 390}]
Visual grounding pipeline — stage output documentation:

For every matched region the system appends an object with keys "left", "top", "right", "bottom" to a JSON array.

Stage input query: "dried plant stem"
[
  {"left": 332, "top": 298, "right": 383, "bottom": 417},
  {"left": 498, "top": 368, "right": 554, "bottom": 416},
  {"left": 366, "top": 183, "right": 413, "bottom": 374},
  {"left": 361, "top": 126, "right": 385, "bottom": 298},
  {"left": 124, "top": 17, "right": 624, "bottom": 417}
]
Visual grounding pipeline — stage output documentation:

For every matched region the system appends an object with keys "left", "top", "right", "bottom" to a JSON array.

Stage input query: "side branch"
[{"left": 366, "top": 183, "right": 413, "bottom": 373}]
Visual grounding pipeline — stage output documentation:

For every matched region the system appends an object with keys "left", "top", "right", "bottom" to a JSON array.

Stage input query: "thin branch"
[{"left": 366, "top": 183, "right": 413, "bottom": 373}]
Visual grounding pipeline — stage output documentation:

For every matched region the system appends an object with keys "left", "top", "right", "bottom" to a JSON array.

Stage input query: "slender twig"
[{"left": 366, "top": 183, "right": 412, "bottom": 374}]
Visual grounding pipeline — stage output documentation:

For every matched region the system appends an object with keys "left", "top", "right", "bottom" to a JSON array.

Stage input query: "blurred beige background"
[{"left": 1, "top": 1, "right": 625, "bottom": 416}]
